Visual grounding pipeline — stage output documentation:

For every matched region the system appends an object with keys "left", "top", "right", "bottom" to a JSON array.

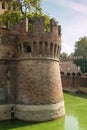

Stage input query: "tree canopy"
[
  {"left": 0, "top": 0, "right": 50, "bottom": 31},
  {"left": 60, "top": 52, "right": 68, "bottom": 59},
  {"left": 73, "top": 36, "right": 87, "bottom": 73},
  {"left": 74, "top": 37, "right": 87, "bottom": 58},
  {"left": 17, "top": 0, "right": 42, "bottom": 15}
]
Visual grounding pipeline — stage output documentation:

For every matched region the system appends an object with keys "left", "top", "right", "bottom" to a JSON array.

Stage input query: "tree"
[
  {"left": 0, "top": 11, "right": 22, "bottom": 27},
  {"left": 73, "top": 36, "right": 87, "bottom": 73},
  {"left": 1, "top": 0, "right": 42, "bottom": 15},
  {"left": 17, "top": 0, "right": 42, "bottom": 15},
  {"left": 0, "top": 0, "right": 50, "bottom": 31},
  {"left": 74, "top": 36, "right": 87, "bottom": 58},
  {"left": 60, "top": 52, "right": 68, "bottom": 59}
]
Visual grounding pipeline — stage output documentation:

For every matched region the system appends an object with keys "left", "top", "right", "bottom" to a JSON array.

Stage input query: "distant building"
[{"left": 60, "top": 58, "right": 82, "bottom": 76}]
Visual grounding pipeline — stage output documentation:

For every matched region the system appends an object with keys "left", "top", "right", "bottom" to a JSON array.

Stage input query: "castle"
[{"left": 0, "top": 0, "right": 65, "bottom": 121}]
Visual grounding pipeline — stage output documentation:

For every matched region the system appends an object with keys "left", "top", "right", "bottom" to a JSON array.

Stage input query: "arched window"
[
  {"left": 72, "top": 72, "right": 75, "bottom": 76},
  {"left": 50, "top": 43, "right": 53, "bottom": 57},
  {"left": 77, "top": 72, "right": 81, "bottom": 76},
  {"left": 57, "top": 45, "right": 60, "bottom": 58},
  {"left": 67, "top": 73, "right": 70, "bottom": 76},
  {"left": 18, "top": 44, "right": 21, "bottom": 56},
  {"left": 19, "top": 44, "right": 21, "bottom": 51},
  {"left": 26, "top": 46, "right": 31, "bottom": 53},
  {"left": 61, "top": 71, "right": 64, "bottom": 75},
  {"left": 33, "top": 41, "right": 36, "bottom": 55},
  {"left": 84, "top": 73, "right": 87, "bottom": 76},
  {"left": 7, "top": 70, "right": 11, "bottom": 80},
  {"left": 23, "top": 43, "right": 31, "bottom": 53},
  {"left": 45, "top": 42, "right": 48, "bottom": 52},
  {"left": 2, "top": 2, "right": 5, "bottom": 9},
  {"left": 33, "top": 41, "right": 36, "bottom": 49},
  {"left": 54, "top": 44, "right": 57, "bottom": 57},
  {"left": 39, "top": 42, "right": 42, "bottom": 55}
]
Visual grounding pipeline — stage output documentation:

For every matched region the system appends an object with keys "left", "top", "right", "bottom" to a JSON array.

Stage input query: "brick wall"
[
  {"left": 0, "top": 17, "right": 65, "bottom": 121},
  {"left": 61, "top": 75, "right": 87, "bottom": 93},
  {"left": 16, "top": 59, "right": 63, "bottom": 105},
  {"left": 0, "top": 60, "right": 17, "bottom": 104}
]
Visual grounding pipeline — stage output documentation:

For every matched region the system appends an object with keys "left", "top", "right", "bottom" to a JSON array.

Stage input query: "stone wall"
[
  {"left": 15, "top": 59, "right": 64, "bottom": 121},
  {"left": 61, "top": 75, "right": 87, "bottom": 93},
  {"left": 16, "top": 102, "right": 65, "bottom": 122},
  {"left": 16, "top": 59, "right": 63, "bottom": 105},
  {"left": 0, "top": 17, "right": 65, "bottom": 121},
  {"left": 0, "top": 32, "right": 17, "bottom": 59},
  {"left": 0, "top": 60, "right": 17, "bottom": 104},
  {"left": 0, "top": 104, "right": 15, "bottom": 120}
]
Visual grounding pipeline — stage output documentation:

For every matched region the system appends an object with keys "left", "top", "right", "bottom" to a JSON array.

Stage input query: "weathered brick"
[{"left": 0, "top": 15, "right": 65, "bottom": 121}]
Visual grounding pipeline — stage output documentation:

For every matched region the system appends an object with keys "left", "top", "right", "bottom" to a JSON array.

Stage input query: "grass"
[{"left": 0, "top": 92, "right": 87, "bottom": 130}]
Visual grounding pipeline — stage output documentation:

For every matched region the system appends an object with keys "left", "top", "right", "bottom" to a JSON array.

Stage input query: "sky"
[{"left": 41, "top": 0, "right": 87, "bottom": 54}]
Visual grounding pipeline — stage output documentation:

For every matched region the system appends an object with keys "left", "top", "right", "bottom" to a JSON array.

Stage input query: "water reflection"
[{"left": 65, "top": 115, "right": 79, "bottom": 130}]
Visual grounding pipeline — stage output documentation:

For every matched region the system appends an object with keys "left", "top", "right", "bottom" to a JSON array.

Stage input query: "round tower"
[{"left": 15, "top": 17, "right": 65, "bottom": 121}]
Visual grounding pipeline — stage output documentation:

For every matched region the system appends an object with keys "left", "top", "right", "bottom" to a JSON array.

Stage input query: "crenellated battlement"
[
  {"left": 0, "top": 17, "right": 61, "bottom": 60},
  {"left": 0, "top": 17, "right": 65, "bottom": 122},
  {"left": 7, "top": 17, "right": 61, "bottom": 36}
]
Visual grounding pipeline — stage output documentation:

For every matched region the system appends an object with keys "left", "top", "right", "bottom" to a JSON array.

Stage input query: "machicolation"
[{"left": 0, "top": 17, "right": 65, "bottom": 121}]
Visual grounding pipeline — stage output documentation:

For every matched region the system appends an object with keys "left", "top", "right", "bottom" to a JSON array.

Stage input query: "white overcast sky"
[{"left": 41, "top": 0, "right": 87, "bottom": 54}]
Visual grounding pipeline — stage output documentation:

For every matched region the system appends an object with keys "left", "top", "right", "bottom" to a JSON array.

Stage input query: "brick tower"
[
  {"left": 0, "top": 17, "right": 65, "bottom": 121},
  {"left": 15, "top": 17, "right": 65, "bottom": 121}
]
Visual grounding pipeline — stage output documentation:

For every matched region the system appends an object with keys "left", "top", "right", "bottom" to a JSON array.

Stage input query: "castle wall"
[
  {"left": 16, "top": 102, "right": 65, "bottom": 121},
  {"left": 0, "top": 17, "right": 65, "bottom": 121},
  {"left": 0, "top": 28, "right": 17, "bottom": 105},
  {"left": 0, "top": 60, "right": 17, "bottom": 121},
  {"left": 0, "top": 61, "right": 17, "bottom": 104},
  {"left": 0, "top": 104, "right": 15, "bottom": 120},
  {"left": 16, "top": 60, "right": 63, "bottom": 104},
  {"left": 61, "top": 75, "right": 87, "bottom": 93},
  {"left": 16, "top": 59, "right": 64, "bottom": 121},
  {"left": 0, "top": 33, "right": 17, "bottom": 59}
]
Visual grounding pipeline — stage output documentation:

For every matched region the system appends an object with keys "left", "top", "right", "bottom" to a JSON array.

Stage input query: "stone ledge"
[
  {"left": 0, "top": 104, "right": 15, "bottom": 120},
  {"left": 0, "top": 57, "right": 59, "bottom": 62},
  {"left": 16, "top": 101, "right": 65, "bottom": 121},
  {"left": 16, "top": 101, "right": 64, "bottom": 111}
]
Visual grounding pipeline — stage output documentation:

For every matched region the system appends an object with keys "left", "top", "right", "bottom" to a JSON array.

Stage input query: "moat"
[{"left": 0, "top": 92, "right": 87, "bottom": 130}]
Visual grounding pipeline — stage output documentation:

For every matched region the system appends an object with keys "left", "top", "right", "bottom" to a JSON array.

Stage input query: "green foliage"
[
  {"left": 74, "top": 36, "right": 87, "bottom": 58},
  {"left": 60, "top": 52, "right": 68, "bottom": 59},
  {"left": 44, "top": 14, "right": 50, "bottom": 32},
  {"left": 26, "top": 12, "right": 50, "bottom": 31},
  {"left": 0, "top": 0, "right": 50, "bottom": 31},
  {"left": 73, "top": 36, "right": 87, "bottom": 73},
  {"left": 17, "top": 0, "right": 42, "bottom": 15},
  {"left": 74, "top": 59, "right": 87, "bottom": 73},
  {"left": 0, "top": 11, "right": 22, "bottom": 27}
]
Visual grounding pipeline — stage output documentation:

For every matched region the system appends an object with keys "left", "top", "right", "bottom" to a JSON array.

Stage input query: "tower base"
[{"left": 16, "top": 101, "right": 65, "bottom": 122}]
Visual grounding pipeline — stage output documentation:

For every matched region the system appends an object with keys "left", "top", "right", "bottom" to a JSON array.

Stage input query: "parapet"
[
  {"left": 8, "top": 17, "right": 61, "bottom": 36},
  {"left": 0, "top": 17, "right": 61, "bottom": 59}
]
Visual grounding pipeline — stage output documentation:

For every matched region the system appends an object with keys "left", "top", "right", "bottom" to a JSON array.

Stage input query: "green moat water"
[{"left": 0, "top": 92, "right": 87, "bottom": 130}]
